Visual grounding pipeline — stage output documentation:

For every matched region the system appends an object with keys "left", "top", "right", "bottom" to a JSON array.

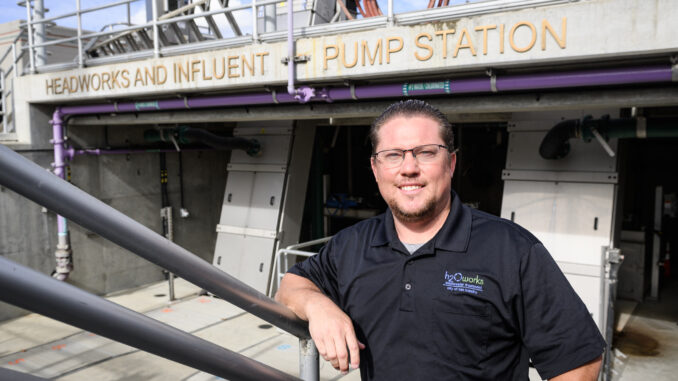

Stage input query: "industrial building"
[{"left": 0, "top": 0, "right": 676, "bottom": 380}]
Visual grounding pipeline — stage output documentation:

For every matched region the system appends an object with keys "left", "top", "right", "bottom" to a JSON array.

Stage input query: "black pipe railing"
[
  {"left": 0, "top": 256, "right": 301, "bottom": 381},
  {"left": 0, "top": 143, "right": 309, "bottom": 340}
]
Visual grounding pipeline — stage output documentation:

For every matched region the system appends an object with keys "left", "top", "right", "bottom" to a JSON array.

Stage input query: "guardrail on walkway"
[{"left": 0, "top": 143, "right": 317, "bottom": 380}]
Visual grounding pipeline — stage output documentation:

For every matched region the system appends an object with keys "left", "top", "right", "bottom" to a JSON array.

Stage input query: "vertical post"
[
  {"left": 152, "top": 0, "right": 160, "bottom": 58},
  {"left": 264, "top": 2, "right": 276, "bottom": 32},
  {"left": 1, "top": 69, "right": 6, "bottom": 134},
  {"left": 127, "top": 1, "right": 131, "bottom": 25},
  {"left": 34, "top": 0, "right": 46, "bottom": 67},
  {"left": 287, "top": 0, "right": 294, "bottom": 96},
  {"left": 11, "top": 43, "right": 18, "bottom": 77},
  {"left": 25, "top": 0, "right": 36, "bottom": 73},
  {"left": 251, "top": 0, "right": 258, "bottom": 41},
  {"left": 299, "top": 339, "right": 319, "bottom": 381},
  {"left": 76, "top": 0, "right": 83, "bottom": 68},
  {"left": 650, "top": 185, "right": 663, "bottom": 300},
  {"left": 388, "top": 0, "right": 393, "bottom": 24}
]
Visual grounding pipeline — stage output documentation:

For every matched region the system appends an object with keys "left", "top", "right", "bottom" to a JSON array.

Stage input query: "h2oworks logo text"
[{"left": 443, "top": 271, "right": 484, "bottom": 294}]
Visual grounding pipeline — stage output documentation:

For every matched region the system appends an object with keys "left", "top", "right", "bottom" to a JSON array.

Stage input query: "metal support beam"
[
  {"left": 0, "top": 143, "right": 309, "bottom": 339},
  {"left": 0, "top": 256, "right": 301, "bottom": 381}
]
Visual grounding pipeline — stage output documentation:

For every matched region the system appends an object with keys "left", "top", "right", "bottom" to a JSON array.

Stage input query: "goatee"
[{"left": 388, "top": 197, "right": 438, "bottom": 223}]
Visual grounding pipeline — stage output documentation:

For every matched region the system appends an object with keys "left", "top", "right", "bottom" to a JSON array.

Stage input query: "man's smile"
[{"left": 398, "top": 184, "right": 424, "bottom": 192}]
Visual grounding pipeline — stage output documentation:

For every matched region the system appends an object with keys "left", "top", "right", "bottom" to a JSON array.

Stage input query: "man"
[{"left": 276, "top": 100, "right": 605, "bottom": 380}]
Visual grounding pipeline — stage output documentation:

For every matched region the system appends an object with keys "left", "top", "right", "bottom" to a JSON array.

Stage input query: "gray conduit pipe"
[
  {"left": 143, "top": 126, "right": 261, "bottom": 156},
  {"left": 287, "top": 0, "right": 314, "bottom": 103},
  {"left": 539, "top": 116, "right": 678, "bottom": 159}
]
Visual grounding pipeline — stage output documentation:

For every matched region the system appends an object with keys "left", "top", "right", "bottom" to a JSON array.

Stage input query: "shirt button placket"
[{"left": 399, "top": 260, "right": 415, "bottom": 311}]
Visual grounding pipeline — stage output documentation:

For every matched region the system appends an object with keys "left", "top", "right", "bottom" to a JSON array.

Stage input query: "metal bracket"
[
  {"left": 589, "top": 127, "right": 616, "bottom": 157},
  {"left": 636, "top": 117, "right": 647, "bottom": 138},
  {"left": 281, "top": 55, "right": 311, "bottom": 65},
  {"left": 606, "top": 247, "right": 623, "bottom": 265},
  {"left": 486, "top": 68, "right": 498, "bottom": 93}
]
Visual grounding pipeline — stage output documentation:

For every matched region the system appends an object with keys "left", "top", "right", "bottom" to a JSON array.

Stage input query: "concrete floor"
[
  {"left": 613, "top": 275, "right": 678, "bottom": 381},
  {"left": 1, "top": 276, "right": 676, "bottom": 380}
]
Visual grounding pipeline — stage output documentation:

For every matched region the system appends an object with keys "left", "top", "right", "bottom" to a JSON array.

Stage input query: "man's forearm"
[{"left": 275, "top": 273, "right": 328, "bottom": 321}]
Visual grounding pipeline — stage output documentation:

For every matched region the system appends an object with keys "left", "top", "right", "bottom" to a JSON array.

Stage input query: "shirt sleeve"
[
  {"left": 286, "top": 238, "right": 341, "bottom": 306},
  {"left": 519, "top": 243, "right": 606, "bottom": 379}
]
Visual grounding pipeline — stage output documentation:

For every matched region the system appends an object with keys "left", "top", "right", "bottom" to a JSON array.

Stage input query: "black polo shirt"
[{"left": 289, "top": 192, "right": 605, "bottom": 380}]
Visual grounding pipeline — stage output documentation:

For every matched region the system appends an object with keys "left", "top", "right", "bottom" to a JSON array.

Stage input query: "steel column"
[{"left": 24, "top": 0, "right": 35, "bottom": 72}]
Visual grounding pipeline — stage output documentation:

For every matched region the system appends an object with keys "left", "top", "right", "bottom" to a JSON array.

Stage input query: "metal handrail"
[
  {"left": 268, "top": 236, "right": 333, "bottom": 297},
  {"left": 0, "top": 255, "right": 301, "bottom": 381},
  {"left": 0, "top": 33, "right": 24, "bottom": 135},
  {"left": 22, "top": 0, "right": 137, "bottom": 26},
  {"left": 0, "top": 142, "right": 310, "bottom": 339},
  {"left": 16, "top": 0, "right": 569, "bottom": 73}
]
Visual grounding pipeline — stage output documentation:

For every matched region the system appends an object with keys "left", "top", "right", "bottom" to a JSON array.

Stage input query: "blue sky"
[{"left": 0, "top": 1, "right": 467, "bottom": 32}]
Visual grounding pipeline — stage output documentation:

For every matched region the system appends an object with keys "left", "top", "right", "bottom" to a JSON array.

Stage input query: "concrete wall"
[{"left": 0, "top": 118, "right": 229, "bottom": 321}]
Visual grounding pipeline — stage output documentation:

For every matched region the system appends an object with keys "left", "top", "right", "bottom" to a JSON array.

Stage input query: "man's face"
[{"left": 370, "top": 115, "right": 456, "bottom": 223}]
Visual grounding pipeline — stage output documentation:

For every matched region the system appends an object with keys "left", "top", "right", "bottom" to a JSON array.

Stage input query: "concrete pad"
[
  {"left": 106, "top": 278, "right": 202, "bottom": 312},
  {"left": 0, "top": 314, "right": 80, "bottom": 357}
]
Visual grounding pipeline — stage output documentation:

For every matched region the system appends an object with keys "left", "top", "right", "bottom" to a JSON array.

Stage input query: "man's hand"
[{"left": 276, "top": 273, "right": 365, "bottom": 373}]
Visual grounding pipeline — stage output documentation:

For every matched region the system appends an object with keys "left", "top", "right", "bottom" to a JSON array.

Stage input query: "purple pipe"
[
  {"left": 50, "top": 108, "right": 72, "bottom": 281},
  {"left": 50, "top": 109, "right": 68, "bottom": 237},
  {"left": 497, "top": 65, "right": 671, "bottom": 91},
  {"left": 56, "top": 65, "right": 674, "bottom": 117}
]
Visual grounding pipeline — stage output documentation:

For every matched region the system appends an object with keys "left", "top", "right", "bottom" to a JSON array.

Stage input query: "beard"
[{"left": 386, "top": 195, "right": 439, "bottom": 223}]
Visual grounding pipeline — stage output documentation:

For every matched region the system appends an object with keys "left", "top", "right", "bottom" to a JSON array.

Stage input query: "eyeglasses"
[{"left": 372, "top": 144, "right": 450, "bottom": 168}]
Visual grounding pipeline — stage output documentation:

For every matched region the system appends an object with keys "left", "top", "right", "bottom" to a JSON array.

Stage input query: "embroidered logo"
[{"left": 443, "top": 271, "right": 484, "bottom": 294}]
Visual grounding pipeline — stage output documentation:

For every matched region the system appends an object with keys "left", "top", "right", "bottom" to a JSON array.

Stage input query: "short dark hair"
[{"left": 369, "top": 99, "right": 454, "bottom": 152}]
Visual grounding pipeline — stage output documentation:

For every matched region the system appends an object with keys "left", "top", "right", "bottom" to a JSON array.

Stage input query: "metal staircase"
[{"left": 86, "top": 0, "right": 244, "bottom": 59}]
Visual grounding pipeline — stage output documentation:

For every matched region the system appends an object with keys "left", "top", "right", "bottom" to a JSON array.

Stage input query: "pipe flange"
[{"left": 486, "top": 69, "right": 498, "bottom": 93}]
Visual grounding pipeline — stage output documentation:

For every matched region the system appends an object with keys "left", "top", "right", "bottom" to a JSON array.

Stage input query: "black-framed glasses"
[{"left": 372, "top": 144, "right": 450, "bottom": 168}]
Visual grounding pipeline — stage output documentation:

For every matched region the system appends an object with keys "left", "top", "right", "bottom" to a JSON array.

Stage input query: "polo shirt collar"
[{"left": 370, "top": 191, "right": 471, "bottom": 253}]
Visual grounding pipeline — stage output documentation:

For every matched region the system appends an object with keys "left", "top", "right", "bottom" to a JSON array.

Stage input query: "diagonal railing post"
[
  {"left": 0, "top": 135, "right": 309, "bottom": 339},
  {"left": 0, "top": 255, "right": 301, "bottom": 381}
]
